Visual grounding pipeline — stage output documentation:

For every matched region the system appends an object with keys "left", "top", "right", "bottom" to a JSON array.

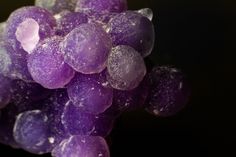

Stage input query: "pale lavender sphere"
[
  {"left": 0, "top": 41, "right": 33, "bottom": 81},
  {"left": 52, "top": 135, "right": 110, "bottom": 157},
  {"left": 75, "top": 0, "right": 127, "bottom": 13},
  {"left": 0, "top": 75, "right": 12, "bottom": 109},
  {"left": 13, "top": 110, "right": 53, "bottom": 154},
  {"left": 35, "top": 0, "right": 78, "bottom": 14},
  {"left": 107, "top": 45, "right": 146, "bottom": 90},
  {"left": 56, "top": 12, "right": 88, "bottom": 36},
  {"left": 4, "top": 6, "right": 56, "bottom": 53},
  {"left": 107, "top": 11, "right": 155, "bottom": 57},
  {"left": 61, "top": 23, "right": 112, "bottom": 74},
  {"left": 67, "top": 73, "right": 113, "bottom": 114},
  {"left": 146, "top": 66, "right": 191, "bottom": 117},
  {"left": 27, "top": 37, "right": 75, "bottom": 89}
]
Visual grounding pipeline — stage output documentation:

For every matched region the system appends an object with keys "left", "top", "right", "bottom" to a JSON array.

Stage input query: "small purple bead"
[
  {"left": 61, "top": 101, "right": 96, "bottom": 135},
  {"left": 67, "top": 73, "right": 113, "bottom": 115},
  {"left": 61, "top": 23, "right": 112, "bottom": 74},
  {"left": 146, "top": 66, "right": 191, "bottom": 117},
  {"left": 27, "top": 36, "right": 75, "bottom": 89}
]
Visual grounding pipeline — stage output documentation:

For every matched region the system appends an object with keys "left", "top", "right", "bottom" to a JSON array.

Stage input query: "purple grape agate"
[{"left": 0, "top": 0, "right": 191, "bottom": 156}]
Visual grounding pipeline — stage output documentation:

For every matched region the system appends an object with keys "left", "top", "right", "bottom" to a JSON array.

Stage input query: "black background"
[{"left": 0, "top": 0, "right": 235, "bottom": 156}]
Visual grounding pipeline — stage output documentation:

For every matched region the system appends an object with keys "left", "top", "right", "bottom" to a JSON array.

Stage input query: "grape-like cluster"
[{"left": 0, "top": 0, "right": 190, "bottom": 157}]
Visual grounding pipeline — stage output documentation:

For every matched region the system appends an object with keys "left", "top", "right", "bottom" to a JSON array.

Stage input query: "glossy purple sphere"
[
  {"left": 27, "top": 37, "right": 75, "bottom": 89},
  {"left": 61, "top": 23, "right": 112, "bottom": 74}
]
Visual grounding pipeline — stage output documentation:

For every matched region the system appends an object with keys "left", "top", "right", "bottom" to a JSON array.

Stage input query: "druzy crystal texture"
[{"left": 0, "top": 0, "right": 191, "bottom": 157}]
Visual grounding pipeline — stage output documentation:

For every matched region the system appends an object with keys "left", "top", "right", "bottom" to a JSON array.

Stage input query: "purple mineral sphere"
[
  {"left": 75, "top": 0, "right": 127, "bottom": 13},
  {"left": 52, "top": 135, "right": 110, "bottom": 157},
  {"left": 146, "top": 66, "right": 191, "bottom": 117},
  {"left": 107, "top": 45, "right": 146, "bottom": 90},
  {"left": 61, "top": 23, "right": 112, "bottom": 74},
  {"left": 61, "top": 101, "right": 97, "bottom": 135},
  {"left": 67, "top": 73, "right": 113, "bottom": 114},
  {"left": 13, "top": 110, "right": 53, "bottom": 154},
  {"left": 107, "top": 11, "right": 155, "bottom": 57},
  {"left": 27, "top": 37, "right": 75, "bottom": 89}
]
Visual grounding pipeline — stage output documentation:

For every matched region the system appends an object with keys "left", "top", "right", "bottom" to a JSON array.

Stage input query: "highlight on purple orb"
[{"left": 0, "top": 0, "right": 191, "bottom": 156}]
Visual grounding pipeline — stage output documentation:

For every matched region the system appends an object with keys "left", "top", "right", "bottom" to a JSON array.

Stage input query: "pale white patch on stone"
[{"left": 15, "top": 18, "right": 40, "bottom": 53}]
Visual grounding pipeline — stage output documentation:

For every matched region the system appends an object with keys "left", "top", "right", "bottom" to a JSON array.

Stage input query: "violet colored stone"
[
  {"left": 61, "top": 23, "right": 112, "bottom": 74},
  {"left": 67, "top": 73, "right": 113, "bottom": 114},
  {"left": 56, "top": 12, "right": 88, "bottom": 36},
  {"left": 4, "top": 6, "right": 56, "bottom": 53},
  {"left": 35, "top": 0, "right": 78, "bottom": 14},
  {"left": 107, "top": 11, "right": 155, "bottom": 57},
  {"left": 146, "top": 66, "right": 191, "bottom": 117},
  {"left": 27, "top": 36, "right": 75, "bottom": 89},
  {"left": 75, "top": 0, "right": 127, "bottom": 13},
  {"left": 52, "top": 135, "right": 110, "bottom": 157},
  {"left": 107, "top": 45, "right": 146, "bottom": 90},
  {"left": 0, "top": 75, "right": 12, "bottom": 109},
  {"left": 13, "top": 110, "right": 53, "bottom": 154},
  {"left": 61, "top": 101, "right": 97, "bottom": 135}
]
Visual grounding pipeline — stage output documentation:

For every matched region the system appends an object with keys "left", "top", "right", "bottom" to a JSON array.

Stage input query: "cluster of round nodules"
[{"left": 0, "top": 0, "right": 190, "bottom": 157}]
